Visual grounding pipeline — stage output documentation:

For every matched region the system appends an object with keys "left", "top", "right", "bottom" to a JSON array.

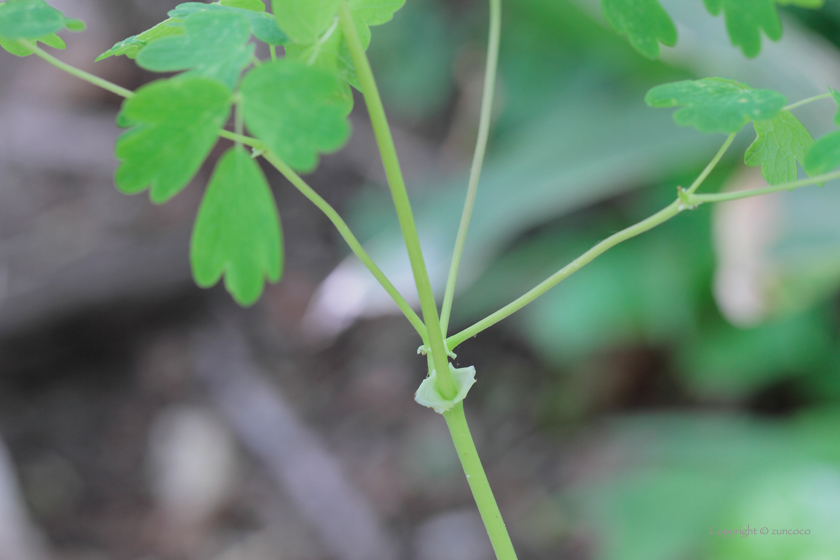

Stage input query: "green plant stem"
[
  {"left": 443, "top": 402, "right": 518, "bottom": 560},
  {"left": 339, "top": 0, "right": 455, "bottom": 397},
  {"left": 439, "top": 0, "right": 502, "bottom": 337},
  {"left": 447, "top": 200, "right": 683, "bottom": 350},
  {"left": 270, "top": 45, "right": 277, "bottom": 61},
  {"left": 20, "top": 41, "right": 135, "bottom": 99},
  {"left": 691, "top": 169, "right": 840, "bottom": 203},
  {"left": 261, "top": 150, "right": 429, "bottom": 344},
  {"left": 685, "top": 132, "right": 736, "bottom": 195},
  {"left": 783, "top": 92, "right": 832, "bottom": 112}
]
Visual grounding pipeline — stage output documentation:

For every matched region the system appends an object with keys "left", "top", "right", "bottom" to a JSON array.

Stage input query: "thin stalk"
[
  {"left": 439, "top": 0, "right": 502, "bottom": 336},
  {"left": 692, "top": 169, "right": 840, "bottom": 204},
  {"left": 338, "top": 0, "right": 455, "bottom": 397},
  {"left": 270, "top": 45, "right": 277, "bottom": 61},
  {"left": 219, "top": 129, "right": 261, "bottom": 148},
  {"left": 447, "top": 201, "right": 683, "bottom": 350},
  {"left": 685, "top": 133, "right": 736, "bottom": 195},
  {"left": 20, "top": 41, "right": 134, "bottom": 99},
  {"left": 262, "top": 150, "right": 429, "bottom": 344},
  {"left": 783, "top": 92, "right": 832, "bottom": 112},
  {"left": 443, "top": 403, "right": 518, "bottom": 560}
]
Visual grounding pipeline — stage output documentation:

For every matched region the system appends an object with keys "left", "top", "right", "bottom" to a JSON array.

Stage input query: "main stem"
[
  {"left": 339, "top": 4, "right": 518, "bottom": 558},
  {"left": 338, "top": 1, "right": 455, "bottom": 398}
]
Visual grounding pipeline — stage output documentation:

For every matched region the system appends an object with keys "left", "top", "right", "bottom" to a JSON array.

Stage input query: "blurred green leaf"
[
  {"left": 220, "top": 0, "right": 265, "bottom": 11},
  {"left": 678, "top": 311, "right": 832, "bottom": 398},
  {"left": 575, "top": 414, "right": 840, "bottom": 560},
  {"left": 240, "top": 60, "right": 351, "bottom": 172},
  {"left": 805, "top": 130, "right": 840, "bottom": 175},
  {"left": 0, "top": 0, "right": 83, "bottom": 39},
  {"left": 702, "top": 0, "right": 782, "bottom": 58},
  {"left": 745, "top": 112, "right": 815, "bottom": 185},
  {"left": 0, "top": 29, "right": 62, "bottom": 56},
  {"left": 191, "top": 146, "right": 282, "bottom": 306},
  {"left": 170, "top": 2, "right": 287, "bottom": 45},
  {"left": 115, "top": 76, "right": 233, "bottom": 203},
  {"left": 646, "top": 78, "right": 787, "bottom": 133},
  {"left": 271, "top": 0, "right": 338, "bottom": 44},
  {"left": 137, "top": 11, "right": 254, "bottom": 88},
  {"left": 600, "top": 0, "right": 677, "bottom": 60}
]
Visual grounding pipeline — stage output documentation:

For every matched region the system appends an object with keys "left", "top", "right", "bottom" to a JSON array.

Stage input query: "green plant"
[{"left": 1, "top": 0, "right": 837, "bottom": 556}]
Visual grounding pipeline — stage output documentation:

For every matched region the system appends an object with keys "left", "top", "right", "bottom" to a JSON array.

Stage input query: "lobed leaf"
[
  {"left": 702, "top": 0, "right": 784, "bottom": 59},
  {"left": 169, "top": 2, "right": 287, "bottom": 45},
  {"left": 114, "top": 76, "right": 233, "bottom": 203},
  {"left": 805, "top": 131, "right": 840, "bottom": 176},
  {"left": 600, "top": 0, "right": 677, "bottom": 60},
  {"left": 96, "top": 20, "right": 184, "bottom": 61},
  {"left": 240, "top": 59, "right": 351, "bottom": 172},
  {"left": 0, "top": 30, "right": 63, "bottom": 56},
  {"left": 745, "top": 112, "right": 815, "bottom": 185},
  {"left": 136, "top": 10, "right": 254, "bottom": 89},
  {"left": 645, "top": 78, "right": 787, "bottom": 134},
  {"left": 191, "top": 146, "right": 283, "bottom": 306},
  {"left": 0, "top": 0, "right": 83, "bottom": 39}
]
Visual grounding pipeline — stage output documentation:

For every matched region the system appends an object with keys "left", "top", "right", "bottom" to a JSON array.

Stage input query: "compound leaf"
[
  {"left": 745, "top": 112, "right": 815, "bottom": 185},
  {"left": 702, "top": 0, "right": 781, "bottom": 58},
  {"left": 115, "top": 76, "right": 233, "bottom": 203},
  {"left": 805, "top": 131, "right": 840, "bottom": 176},
  {"left": 170, "top": 2, "right": 286, "bottom": 45},
  {"left": 191, "top": 146, "right": 282, "bottom": 306},
  {"left": 137, "top": 10, "right": 254, "bottom": 88},
  {"left": 0, "top": 0, "right": 83, "bottom": 39},
  {"left": 600, "top": 0, "right": 677, "bottom": 59},
  {"left": 240, "top": 60, "right": 351, "bottom": 172},
  {"left": 645, "top": 78, "right": 787, "bottom": 133},
  {"left": 96, "top": 20, "right": 183, "bottom": 61}
]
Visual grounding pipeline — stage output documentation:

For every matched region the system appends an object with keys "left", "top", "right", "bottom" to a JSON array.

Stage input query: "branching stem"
[
  {"left": 783, "top": 92, "right": 832, "bottom": 112},
  {"left": 439, "top": 0, "right": 502, "bottom": 336},
  {"left": 261, "top": 150, "right": 429, "bottom": 344}
]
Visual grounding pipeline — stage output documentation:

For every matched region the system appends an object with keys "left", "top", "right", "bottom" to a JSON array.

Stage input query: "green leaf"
[
  {"left": 240, "top": 60, "right": 351, "bottom": 172},
  {"left": 645, "top": 78, "right": 787, "bottom": 133},
  {"left": 115, "top": 76, "right": 233, "bottom": 203},
  {"left": 805, "top": 130, "right": 840, "bottom": 176},
  {"left": 830, "top": 87, "right": 840, "bottom": 126},
  {"left": 170, "top": 2, "right": 287, "bottom": 45},
  {"left": 96, "top": 20, "right": 184, "bottom": 62},
  {"left": 0, "top": 0, "right": 85, "bottom": 43},
  {"left": 702, "top": 0, "right": 781, "bottom": 58},
  {"left": 271, "top": 0, "right": 339, "bottom": 44},
  {"left": 191, "top": 146, "right": 282, "bottom": 306},
  {"left": 0, "top": 0, "right": 84, "bottom": 39},
  {"left": 137, "top": 11, "right": 254, "bottom": 88},
  {"left": 220, "top": 0, "right": 265, "bottom": 11},
  {"left": 745, "top": 112, "right": 815, "bottom": 185},
  {"left": 0, "top": 30, "right": 62, "bottom": 56},
  {"left": 599, "top": 0, "right": 677, "bottom": 59},
  {"left": 273, "top": 0, "right": 404, "bottom": 89}
]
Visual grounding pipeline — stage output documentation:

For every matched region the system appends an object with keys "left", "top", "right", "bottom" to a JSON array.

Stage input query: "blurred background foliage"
[{"left": 2, "top": 0, "right": 840, "bottom": 559}]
